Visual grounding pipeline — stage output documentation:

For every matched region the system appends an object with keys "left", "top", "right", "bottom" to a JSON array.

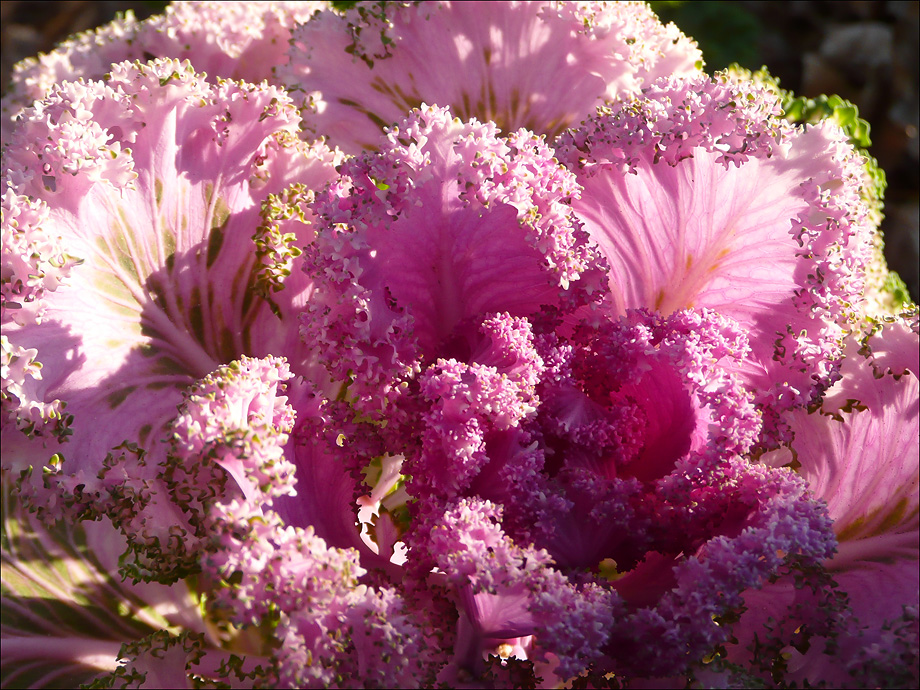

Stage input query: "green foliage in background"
[{"left": 649, "top": 1, "right": 761, "bottom": 70}]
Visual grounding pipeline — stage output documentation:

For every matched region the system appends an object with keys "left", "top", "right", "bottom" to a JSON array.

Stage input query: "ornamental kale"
[{"left": 1, "top": 2, "right": 917, "bottom": 689}]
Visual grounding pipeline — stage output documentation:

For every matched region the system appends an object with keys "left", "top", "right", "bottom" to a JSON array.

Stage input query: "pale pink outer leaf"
[
  {"left": 558, "top": 75, "right": 878, "bottom": 425},
  {"left": 1, "top": 476, "right": 205, "bottom": 689},
  {"left": 1, "top": 60, "right": 337, "bottom": 488},
  {"left": 1, "top": 2, "right": 327, "bottom": 146},
  {"left": 282, "top": 0, "right": 702, "bottom": 152},
  {"left": 733, "top": 318, "right": 919, "bottom": 687}
]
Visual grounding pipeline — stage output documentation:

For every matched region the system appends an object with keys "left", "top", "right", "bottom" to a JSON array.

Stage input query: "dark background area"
[{"left": 2, "top": 0, "right": 917, "bottom": 302}]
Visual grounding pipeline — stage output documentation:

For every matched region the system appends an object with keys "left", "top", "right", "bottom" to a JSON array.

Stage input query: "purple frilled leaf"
[{"left": 302, "top": 103, "right": 608, "bottom": 423}]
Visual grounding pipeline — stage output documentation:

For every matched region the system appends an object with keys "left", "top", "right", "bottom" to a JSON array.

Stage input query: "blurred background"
[{"left": 2, "top": 0, "right": 917, "bottom": 302}]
